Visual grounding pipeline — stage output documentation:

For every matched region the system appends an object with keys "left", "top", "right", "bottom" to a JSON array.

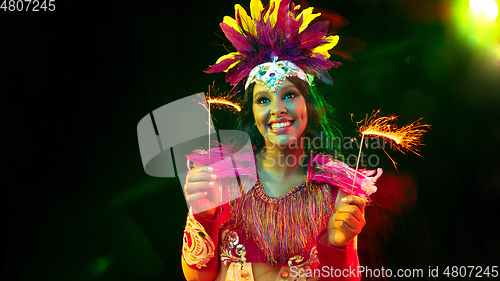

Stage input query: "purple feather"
[
  {"left": 220, "top": 23, "right": 253, "bottom": 53},
  {"left": 302, "top": 21, "right": 330, "bottom": 35},
  {"left": 206, "top": 1, "right": 342, "bottom": 90}
]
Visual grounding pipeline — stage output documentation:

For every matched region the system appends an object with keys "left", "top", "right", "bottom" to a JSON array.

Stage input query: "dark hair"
[{"left": 234, "top": 76, "right": 342, "bottom": 155}]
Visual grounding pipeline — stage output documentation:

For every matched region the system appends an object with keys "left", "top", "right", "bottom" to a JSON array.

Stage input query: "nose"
[{"left": 271, "top": 100, "right": 287, "bottom": 116}]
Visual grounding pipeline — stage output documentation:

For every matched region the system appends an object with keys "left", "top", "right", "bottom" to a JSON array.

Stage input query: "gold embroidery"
[
  {"left": 182, "top": 209, "right": 216, "bottom": 269},
  {"left": 220, "top": 229, "right": 247, "bottom": 266}
]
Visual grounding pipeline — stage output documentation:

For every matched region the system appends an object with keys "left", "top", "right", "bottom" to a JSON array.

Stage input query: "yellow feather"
[
  {"left": 235, "top": 4, "right": 256, "bottom": 36},
  {"left": 311, "top": 35, "right": 339, "bottom": 59},
  {"left": 225, "top": 60, "right": 240, "bottom": 72},
  {"left": 263, "top": 1, "right": 271, "bottom": 24},
  {"left": 215, "top": 52, "right": 237, "bottom": 64},
  {"left": 269, "top": 0, "right": 282, "bottom": 26},
  {"left": 296, "top": 7, "right": 321, "bottom": 33},
  {"left": 263, "top": 0, "right": 280, "bottom": 25},
  {"left": 214, "top": 52, "right": 241, "bottom": 72},
  {"left": 250, "top": 0, "right": 263, "bottom": 20},
  {"left": 223, "top": 15, "right": 240, "bottom": 32}
]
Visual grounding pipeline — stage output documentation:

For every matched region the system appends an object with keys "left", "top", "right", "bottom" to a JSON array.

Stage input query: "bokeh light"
[
  {"left": 89, "top": 256, "right": 112, "bottom": 276},
  {"left": 450, "top": 0, "right": 500, "bottom": 63},
  {"left": 469, "top": 0, "right": 498, "bottom": 20},
  {"left": 452, "top": 0, "right": 500, "bottom": 45}
]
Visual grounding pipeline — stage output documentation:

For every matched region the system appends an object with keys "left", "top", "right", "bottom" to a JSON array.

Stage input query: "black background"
[{"left": 2, "top": 0, "right": 500, "bottom": 280}]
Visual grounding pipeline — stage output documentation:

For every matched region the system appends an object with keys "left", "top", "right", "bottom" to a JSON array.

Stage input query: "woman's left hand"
[{"left": 327, "top": 196, "right": 366, "bottom": 248}]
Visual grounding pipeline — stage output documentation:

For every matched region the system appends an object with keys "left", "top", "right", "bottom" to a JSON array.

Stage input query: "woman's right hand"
[{"left": 184, "top": 166, "right": 220, "bottom": 219}]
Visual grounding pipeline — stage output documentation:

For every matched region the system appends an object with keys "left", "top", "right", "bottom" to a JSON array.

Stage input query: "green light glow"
[
  {"left": 451, "top": 0, "right": 500, "bottom": 46},
  {"left": 89, "top": 256, "right": 111, "bottom": 276}
]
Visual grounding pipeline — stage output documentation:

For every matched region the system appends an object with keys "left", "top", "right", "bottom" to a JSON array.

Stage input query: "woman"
[{"left": 181, "top": 1, "right": 381, "bottom": 280}]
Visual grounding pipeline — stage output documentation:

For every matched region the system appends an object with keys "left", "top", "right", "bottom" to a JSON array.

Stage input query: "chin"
[{"left": 266, "top": 135, "right": 298, "bottom": 149}]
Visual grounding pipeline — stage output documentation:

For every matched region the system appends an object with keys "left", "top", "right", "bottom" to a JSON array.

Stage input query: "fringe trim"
[{"left": 228, "top": 177, "right": 335, "bottom": 266}]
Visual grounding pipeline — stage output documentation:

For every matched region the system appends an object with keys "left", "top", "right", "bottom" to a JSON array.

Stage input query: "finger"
[
  {"left": 185, "top": 181, "right": 218, "bottom": 195},
  {"left": 187, "top": 172, "right": 217, "bottom": 183},
  {"left": 342, "top": 196, "right": 366, "bottom": 214},
  {"left": 186, "top": 191, "right": 207, "bottom": 205},
  {"left": 337, "top": 205, "right": 364, "bottom": 222},
  {"left": 189, "top": 166, "right": 214, "bottom": 174},
  {"left": 333, "top": 220, "right": 357, "bottom": 237},
  {"left": 336, "top": 208, "right": 363, "bottom": 225},
  {"left": 334, "top": 213, "right": 362, "bottom": 230}
]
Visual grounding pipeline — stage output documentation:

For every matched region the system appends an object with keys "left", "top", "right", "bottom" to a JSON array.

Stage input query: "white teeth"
[{"left": 270, "top": 121, "right": 291, "bottom": 130}]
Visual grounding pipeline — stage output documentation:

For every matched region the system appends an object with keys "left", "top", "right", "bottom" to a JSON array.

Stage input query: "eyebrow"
[
  {"left": 254, "top": 91, "right": 269, "bottom": 97},
  {"left": 279, "top": 86, "right": 297, "bottom": 92}
]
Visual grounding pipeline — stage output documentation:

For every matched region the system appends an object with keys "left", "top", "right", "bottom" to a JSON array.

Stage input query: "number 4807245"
[{"left": 1, "top": 0, "right": 56, "bottom": 12}]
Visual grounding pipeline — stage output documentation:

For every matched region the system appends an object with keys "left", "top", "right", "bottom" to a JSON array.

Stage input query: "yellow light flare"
[
  {"left": 357, "top": 110, "right": 431, "bottom": 157},
  {"left": 207, "top": 98, "right": 241, "bottom": 112}
]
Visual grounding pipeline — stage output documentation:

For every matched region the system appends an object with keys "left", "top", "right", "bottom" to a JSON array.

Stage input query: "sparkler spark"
[
  {"left": 350, "top": 110, "right": 430, "bottom": 189},
  {"left": 357, "top": 110, "right": 431, "bottom": 157},
  {"left": 207, "top": 98, "right": 241, "bottom": 112}
]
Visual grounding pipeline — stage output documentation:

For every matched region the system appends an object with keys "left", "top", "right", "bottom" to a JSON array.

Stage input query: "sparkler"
[
  {"left": 207, "top": 98, "right": 241, "bottom": 112},
  {"left": 205, "top": 97, "right": 241, "bottom": 166},
  {"left": 196, "top": 91, "right": 241, "bottom": 164},
  {"left": 351, "top": 109, "right": 430, "bottom": 187},
  {"left": 205, "top": 97, "right": 241, "bottom": 165},
  {"left": 196, "top": 86, "right": 241, "bottom": 205},
  {"left": 205, "top": 88, "right": 241, "bottom": 164}
]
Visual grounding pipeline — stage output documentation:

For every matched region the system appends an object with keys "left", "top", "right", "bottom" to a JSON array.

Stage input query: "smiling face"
[{"left": 252, "top": 79, "right": 308, "bottom": 148}]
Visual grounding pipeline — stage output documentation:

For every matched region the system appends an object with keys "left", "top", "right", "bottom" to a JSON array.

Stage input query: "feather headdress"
[{"left": 204, "top": 0, "right": 342, "bottom": 92}]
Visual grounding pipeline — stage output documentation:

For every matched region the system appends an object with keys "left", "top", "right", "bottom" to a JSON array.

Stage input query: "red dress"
[{"left": 184, "top": 149, "right": 381, "bottom": 280}]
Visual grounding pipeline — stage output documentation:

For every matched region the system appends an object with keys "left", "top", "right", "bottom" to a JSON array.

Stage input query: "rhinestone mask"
[{"left": 245, "top": 59, "right": 309, "bottom": 93}]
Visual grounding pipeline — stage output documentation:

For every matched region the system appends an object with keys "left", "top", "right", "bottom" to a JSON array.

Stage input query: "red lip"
[
  {"left": 267, "top": 118, "right": 294, "bottom": 126},
  {"left": 267, "top": 118, "right": 295, "bottom": 134},
  {"left": 268, "top": 123, "right": 294, "bottom": 134}
]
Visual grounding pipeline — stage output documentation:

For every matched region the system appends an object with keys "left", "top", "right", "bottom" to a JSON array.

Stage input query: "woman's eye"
[
  {"left": 257, "top": 97, "right": 270, "bottom": 104},
  {"left": 284, "top": 93, "right": 296, "bottom": 100}
]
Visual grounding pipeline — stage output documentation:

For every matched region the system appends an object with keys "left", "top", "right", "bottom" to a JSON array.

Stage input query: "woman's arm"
[
  {"left": 181, "top": 207, "right": 223, "bottom": 281},
  {"left": 316, "top": 232, "right": 360, "bottom": 280},
  {"left": 181, "top": 172, "right": 234, "bottom": 281},
  {"left": 182, "top": 256, "right": 219, "bottom": 281},
  {"left": 315, "top": 190, "right": 366, "bottom": 280}
]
